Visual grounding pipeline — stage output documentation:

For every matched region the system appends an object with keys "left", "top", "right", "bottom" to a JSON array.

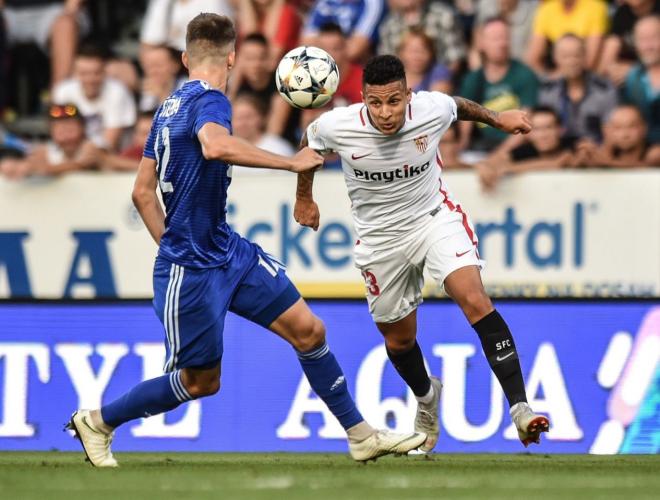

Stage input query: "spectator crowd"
[{"left": 0, "top": 0, "right": 658, "bottom": 188}]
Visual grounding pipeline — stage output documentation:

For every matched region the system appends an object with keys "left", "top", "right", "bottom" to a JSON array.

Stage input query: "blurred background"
[{"left": 0, "top": 0, "right": 657, "bottom": 455}]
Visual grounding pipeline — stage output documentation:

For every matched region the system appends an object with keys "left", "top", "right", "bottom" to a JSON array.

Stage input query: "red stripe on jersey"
[
  {"left": 436, "top": 153, "right": 444, "bottom": 169},
  {"left": 408, "top": 104, "right": 412, "bottom": 120},
  {"left": 359, "top": 107, "right": 366, "bottom": 126}
]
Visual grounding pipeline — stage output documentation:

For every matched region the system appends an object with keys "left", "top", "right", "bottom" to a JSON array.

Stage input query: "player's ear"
[
  {"left": 406, "top": 86, "right": 412, "bottom": 103},
  {"left": 227, "top": 50, "right": 236, "bottom": 71},
  {"left": 182, "top": 51, "right": 189, "bottom": 70}
]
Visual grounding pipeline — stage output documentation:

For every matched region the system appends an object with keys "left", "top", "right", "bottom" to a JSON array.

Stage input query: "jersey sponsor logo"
[
  {"left": 351, "top": 152, "right": 372, "bottom": 160},
  {"left": 414, "top": 134, "right": 428, "bottom": 153},
  {"left": 353, "top": 161, "right": 430, "bottom": 183}
]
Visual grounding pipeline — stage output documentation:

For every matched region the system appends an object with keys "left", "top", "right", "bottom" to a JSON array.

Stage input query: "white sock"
[
  {"left": 346, "top": 421, "right": 375, "bottom": 442},
  {"left": 416, "top": 384, "right": 434, "bottom": 405}
]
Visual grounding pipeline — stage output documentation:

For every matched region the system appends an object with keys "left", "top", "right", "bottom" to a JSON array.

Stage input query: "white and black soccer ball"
[{"left": 275, "top": 46, "right": 340, "bottom": 109}]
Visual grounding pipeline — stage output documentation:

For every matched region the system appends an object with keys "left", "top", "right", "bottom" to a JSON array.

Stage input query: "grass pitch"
[{"left": 0, "top": 452, "right": 657, "bottom": 500}]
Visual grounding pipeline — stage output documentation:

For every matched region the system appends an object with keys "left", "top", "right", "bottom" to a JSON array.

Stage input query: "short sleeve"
[
  {"left": 306, "top": 111, "right": 336, "bottom": 153},
  {"left": 354, "top": 0, "right": 385, "bottom": 39},
  {"left": 428, "top": 92, "right": 457, "bottom": 124},
  {"left": 191, "top": 91, "right": 232, "bottom": 137},
  {"left": 143, "top": 114, "right": 159, "bottom": 159}
]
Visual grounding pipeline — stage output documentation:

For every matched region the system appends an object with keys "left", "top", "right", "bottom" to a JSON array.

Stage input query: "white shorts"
[{"left": 354, "top": 205, "right": 483, "bottom": 324}]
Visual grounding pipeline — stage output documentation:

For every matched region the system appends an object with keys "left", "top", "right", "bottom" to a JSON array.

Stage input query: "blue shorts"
[{"left": 152, "top": 237, "right": 301, "bottom": 372}]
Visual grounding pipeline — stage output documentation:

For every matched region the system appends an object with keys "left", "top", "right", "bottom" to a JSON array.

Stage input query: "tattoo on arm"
[
  {"left": 296, "top": 132, "right": 315, "bottom": 200},
  {"left": 453, "top": 96, "right": 500, "bottom": 128}
]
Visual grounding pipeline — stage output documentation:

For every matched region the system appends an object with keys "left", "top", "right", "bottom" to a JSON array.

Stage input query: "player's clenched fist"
[
  {"left": 290, "top": 147, "right": 324, "bottom": 173},
  {"left": 294, "top": 198, "right": 320, "bottom": 231},
  {"left": 496, "top": 110, "right": 532, "bottom": 135}
]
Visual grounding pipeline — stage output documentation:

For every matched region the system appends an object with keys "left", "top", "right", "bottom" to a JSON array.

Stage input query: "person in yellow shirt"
[{"left": 525, "top": 0, "right": 609, "bottom": 74}]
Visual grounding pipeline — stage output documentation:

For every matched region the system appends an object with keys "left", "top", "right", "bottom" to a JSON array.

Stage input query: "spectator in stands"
[
  {"left": 397, "top": 27, "right": 452, "bottom": 93},
  {"left": 314, "top": 22, "right": 364, "bottom": 107},
  {"left": 378, "top": 0, "right": 466, "bottom": 73},
  {"left": 98, "top": 111, "right": 154, "bottom": 171},
  {"left": 301, "top": 0, "right": 385, "bottom": 62},
  {"left": 139, "top": 46, "right": 185, "bottom": 112},
  {"left": 599, "top": 0, "right": 660, "bottom": 86},
  {"left": 52, "top": 44, "right": 137, "bottom": 151},
  {"left": 1, "top": 0, "right": 89, "bottom": 86},
  {"left": 229, "top": 33, "right": 300, "bottom": 145},
  {"left": 525, "top": 0, "right": 609, "bottom": 75},
  {"left": 459, "top": 17, "right": 538, "bottom": 151},
  {"left": 237, "top": 0, "right": 302, "bottom": 66},
  {"left": 0, "top": 103, "right": 99, "bottom": 179},
  {"left": 471, "top": 0, "right": 538, "bottom": 69},
  {"left": 622, "top": 15, "right": 660, "bottom": 143},
  {"left": 538, "top": 34, "right": 618, "bottom": 143},
  {"left": 231, "top": 93, "right": 295, "bottom": 174},
  {"left": 140, "top": 0, "right": 235, "bottom": 52},
  {"left": 475, "top": 106, "right": 575, "bottom": 190},
  {"left": 575, "top": 105, "right": 660, "bottom": 167}
]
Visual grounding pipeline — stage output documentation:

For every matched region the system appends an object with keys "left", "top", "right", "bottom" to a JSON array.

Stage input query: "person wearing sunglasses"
[{"left": 0, "top": 103, "right": 100, "bottom": 179}]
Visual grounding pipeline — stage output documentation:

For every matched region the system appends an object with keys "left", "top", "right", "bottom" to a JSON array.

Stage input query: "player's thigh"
[
  {"left": 268, "top": 297, "right": 326, "bottom": 353},
  {"left": 354, "top": 242, "right": 424, "bottom": 324},
  {"left": 153, "top": 258, "right": 229, "bottom": 372},
  {"left": 228, "top": 247, "right": 305, "bottom": 337}
]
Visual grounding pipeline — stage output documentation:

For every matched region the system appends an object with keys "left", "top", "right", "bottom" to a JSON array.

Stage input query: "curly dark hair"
[{"left": 362, "top": 55, "right": 406, "bottom": 87}]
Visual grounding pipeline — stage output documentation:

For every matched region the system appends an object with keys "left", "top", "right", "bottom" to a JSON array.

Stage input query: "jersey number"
[
  {"left": 361, "top": 270, "right": 380, "bottom": 296},
  {"left": 154, "top": 126, "right": 173, "bottom": 193}
]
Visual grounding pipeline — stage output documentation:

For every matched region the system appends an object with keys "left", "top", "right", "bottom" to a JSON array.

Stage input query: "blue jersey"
[
  {"left": 305, "top": 0, "right": 386, "bottom": 42},
  {"left": 144, "top": 80, "right": 238, "bottom": 268}
]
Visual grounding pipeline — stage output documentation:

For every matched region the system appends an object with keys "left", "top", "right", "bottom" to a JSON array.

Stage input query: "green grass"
[{"left": 0, "top": 452, "right": 658, "bottom": 500}]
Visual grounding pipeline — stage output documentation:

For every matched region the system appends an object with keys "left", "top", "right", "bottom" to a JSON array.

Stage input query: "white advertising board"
[{"left": 0, "top": 170, "right": 658, "bottom": 298}]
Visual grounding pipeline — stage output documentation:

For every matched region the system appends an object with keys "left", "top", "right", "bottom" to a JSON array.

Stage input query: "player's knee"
[
  {"left": 184, "top": 377, "right": 221, "bottom": 398},
  {"left": 384, "top": 335, "right": 416, "bottom": 353},
  {"left": 292, "top": 316, "right": 326, "bottom": 353},
  {"left": 461, "top": 289, "right": 493, "bottom": 321}
]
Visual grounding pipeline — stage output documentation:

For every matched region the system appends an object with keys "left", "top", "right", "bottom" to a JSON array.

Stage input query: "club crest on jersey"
[{"left": 414, "top": 134, "right": 428, "bottom": 153}]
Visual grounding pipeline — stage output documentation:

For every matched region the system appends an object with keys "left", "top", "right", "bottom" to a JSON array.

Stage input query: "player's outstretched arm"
[
  {"left": 453, "top": 96, "right": 532, "bottom": 135},
  {"left": 294, "top": 132, "right": 321, "bottom": 231},
  {"left": 132, "top": 157, "right": 166, "bottom": 245},
  {"left": 197, "top": 122, "right": 323, "bottom": 173}
]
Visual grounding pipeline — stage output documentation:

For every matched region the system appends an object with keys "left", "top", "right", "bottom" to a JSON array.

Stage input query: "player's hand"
[
  {"left": 290, "top": 147, "right": 324, "bottom": 173},
  {"left": 496, "top": 110, "right": 532, "bottom": 135},
  {"left": 294, "top": 198, "right": 320, "bottom": 231}
]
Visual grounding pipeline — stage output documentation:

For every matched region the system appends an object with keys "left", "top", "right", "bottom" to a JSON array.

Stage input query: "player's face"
[{"left": 362, "top": 80, "right": 411, "bottom": 135}]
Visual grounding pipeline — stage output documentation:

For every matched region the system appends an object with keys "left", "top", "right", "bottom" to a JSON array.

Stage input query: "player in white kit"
[{"left": 295, "top": 55, "right": 550, "bottom": 452}]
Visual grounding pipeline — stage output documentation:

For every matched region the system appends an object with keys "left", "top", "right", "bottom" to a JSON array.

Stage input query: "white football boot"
[
  {"left": 349, "top": 430, "right": 427, "bottom": 462},
  {"left": 510, "top": 402, "right": 550, "bottom": 447},
  {"left": 414, "top": 376, "right": 443, "bottom": 452},
  {"left": 66, "top": 410, "right": 118, "bottom": 467}
]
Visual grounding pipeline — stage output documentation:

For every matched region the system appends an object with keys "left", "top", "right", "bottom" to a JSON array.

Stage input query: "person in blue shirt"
[
  {"left": 302, "top": 0, "right": 386, "bottom": 62},
  {"left": 66, "top": 13, "right": 426, "bottom": 467}
]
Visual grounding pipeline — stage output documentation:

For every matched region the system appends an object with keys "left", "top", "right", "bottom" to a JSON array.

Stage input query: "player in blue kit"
[{"left": 66, "top": 13, "right": 426, "bottom": 467}]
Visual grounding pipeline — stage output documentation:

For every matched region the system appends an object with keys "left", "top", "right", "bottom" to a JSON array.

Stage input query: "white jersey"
[{"left": 306, "top": 91, "right": 457, "bottom": 247}]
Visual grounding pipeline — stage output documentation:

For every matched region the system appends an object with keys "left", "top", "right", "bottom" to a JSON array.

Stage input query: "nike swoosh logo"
[
  {"left": 351, "top": 152, "right": 372, "bottom": 160},
  {"left": 496, "top": 352, "right": 515, "bottom": 362},
  {"left": 455, "top": 249, "right": 471, "bottom": 257}
]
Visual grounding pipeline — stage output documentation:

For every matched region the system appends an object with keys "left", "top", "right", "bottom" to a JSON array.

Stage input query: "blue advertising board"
[{"left": 0, "top": 301, "right": 658, "bottom": 454}]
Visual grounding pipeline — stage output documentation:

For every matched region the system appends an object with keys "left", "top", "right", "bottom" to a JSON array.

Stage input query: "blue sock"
[
  {"left": 101, "top": 370, "right": 193, "bottom": 428},
  {"left": 297, "top": 342, "right": 364, "bottom": 430}
]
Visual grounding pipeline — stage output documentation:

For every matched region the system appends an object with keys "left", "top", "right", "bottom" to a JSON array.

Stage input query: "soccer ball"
[{"left": 275, "top": 46, "right": 340, "bottom": 109}]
